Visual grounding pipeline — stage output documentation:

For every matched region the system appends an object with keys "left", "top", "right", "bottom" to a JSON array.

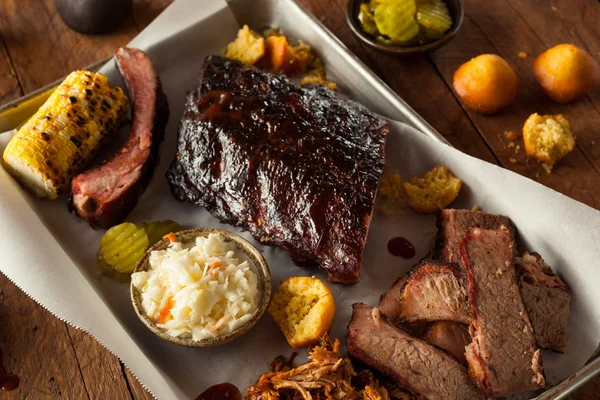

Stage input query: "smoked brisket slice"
[
  {"left": 516, "top": 252, "right": 571, "bottom": 352},
  {"left": 435, "top": 209, "right": 517, "bottom": 263},
  {"left": 397, "top": 260, "right": 469, "bottom": 324},
  {"left": 166, "top": 56, "right": 388, "bottom": 283},
  {"left": 460, "top": 227, "right": 545, "bottom": 396},
  {"left": 347, "top": 304, "right": 483, "bottom": 400},
  {"left": 423, "top": 321, "right": 471, "bottom": 365}
]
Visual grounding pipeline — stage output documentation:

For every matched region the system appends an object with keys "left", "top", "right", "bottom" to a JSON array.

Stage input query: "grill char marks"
[
  {"left": 460, "top": 226, "right": 545, "bottom": 397},
  {"left": 346, "top": 304, "right": 483, "bottom": 400},
  {"left": 166, "top": 56, "right": 388, "bottom": 283},
  {"left": 398, "top": 260, "right": 469, "bottom": 324},
  {"left": 70, "top": 47, "right": 169, "bottom": 228},
  {"left": 516, "top": 252, "right": 571, "bottom": 352}
]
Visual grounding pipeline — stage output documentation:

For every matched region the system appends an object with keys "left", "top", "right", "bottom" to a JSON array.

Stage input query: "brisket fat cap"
[
  {"left": 166, "top": 56, "right": 388, "bottom": 283},
  {"left": 70, "top": 47, "right": 169, "bottom": 228},
  {"left": 346, "top": 304, "right": 484, "bottom": 400},
  {"left": 460, "top": 226, "right": 545, "bottom": 397}
]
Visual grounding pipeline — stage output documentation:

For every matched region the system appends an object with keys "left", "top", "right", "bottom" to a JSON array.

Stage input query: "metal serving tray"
[{"left": 0, "top": 0, "right": 597, "bottom": 398}]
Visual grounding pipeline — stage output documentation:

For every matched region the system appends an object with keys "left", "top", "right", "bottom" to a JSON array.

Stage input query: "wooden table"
[{"left": 0, "top": 0, "right": 598, "bottom": 398}]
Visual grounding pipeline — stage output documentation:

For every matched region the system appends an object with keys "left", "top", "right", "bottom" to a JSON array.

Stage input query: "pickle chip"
[
  {"left": 140, "top": 220, "right": 183, "bottom": 246},
  {"left": 359, "top": 3, "right": 378, "bottom": 36},
  {"left": 417, "top": 0, "right": 452, "bottom": 37},
  {"left": 374, "top": 1, "right": 419, "bottom": 43},
  {"left": 98, "top": 222, "right": 150, "bottom": 275}
]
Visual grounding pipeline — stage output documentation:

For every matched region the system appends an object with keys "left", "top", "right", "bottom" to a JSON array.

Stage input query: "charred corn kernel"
[
  {"left": 417, "top": 0, "right": 452, "bottom": 36},
  {"left": 2, "top": 70, "right": 128, "bottom": 199}
]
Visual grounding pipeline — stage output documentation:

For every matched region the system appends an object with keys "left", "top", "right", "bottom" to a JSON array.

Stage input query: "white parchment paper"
[{"left": 0, "top": 0, "right": 599, "bottom": 398}]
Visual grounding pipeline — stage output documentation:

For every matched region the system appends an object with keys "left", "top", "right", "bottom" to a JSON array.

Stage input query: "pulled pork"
[{"left": 245, "top": 337, "right": 389, "bottom": 400}]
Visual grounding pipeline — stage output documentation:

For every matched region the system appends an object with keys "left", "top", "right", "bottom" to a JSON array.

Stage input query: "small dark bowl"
[{"left": 347, "top": 0, "right": 464, "bottom": 56}]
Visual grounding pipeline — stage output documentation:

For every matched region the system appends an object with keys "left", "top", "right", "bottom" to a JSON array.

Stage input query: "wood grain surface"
[{"left": 0, "top": 0, "right": 598, "bottom": 398}]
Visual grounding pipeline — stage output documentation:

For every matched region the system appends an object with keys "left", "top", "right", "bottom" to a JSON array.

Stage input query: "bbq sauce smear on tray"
[
  {"left": 387, "top": 237, "right": 415, "bottom": 259},
  {"left": 0, "top": 349, "right": 19, "bottom": 391},
  {"left": 195, "top": 383, "right": 241, "bottom": 400}
]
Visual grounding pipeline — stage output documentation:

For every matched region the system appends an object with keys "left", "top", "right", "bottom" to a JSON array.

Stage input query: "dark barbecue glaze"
[{"left": 166, "top": 56, "right": 388, "bottom": 283}]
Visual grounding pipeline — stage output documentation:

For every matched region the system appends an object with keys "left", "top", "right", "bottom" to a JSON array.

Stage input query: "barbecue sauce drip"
[
  {"left": 195, "top": 383, "right": 241, "bottom": 400},
  {"left": 0, "top": 349, "right": 19, "bottom": 391},
  {"left": 387, "top": 237, "right": 415, "bottom": 259}
]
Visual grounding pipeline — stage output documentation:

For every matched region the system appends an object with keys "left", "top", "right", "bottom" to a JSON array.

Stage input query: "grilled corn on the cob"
[{"left": 2, "top": 70, "right": 128, "bottom": 199}]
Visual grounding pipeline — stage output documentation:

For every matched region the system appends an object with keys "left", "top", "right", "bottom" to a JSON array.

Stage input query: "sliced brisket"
[
  {"left": 460, "top": 227, "right": 545, "bottom": 396},
  {"left": 516, "top": 252, "right": 571, "bottom": 353},
  {"left": 435, "top": 209, "right": 517, "bottom": 263},
  {"left": 397, "top": 260, "right": 469, "bottom": 324},
  {"left": 423, "top": 321, "right": 471, "bottom": 365},
  {"left": 347, "top": 304, "right": 483, "bottom": 400},
  {"left": 166, "top": 56, "right": 388, "bottom": 283}
]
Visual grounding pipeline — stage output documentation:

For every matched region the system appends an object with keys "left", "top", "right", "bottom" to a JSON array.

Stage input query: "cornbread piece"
[
  {"left": 453, "top": 54, "right": 519, "bottom": 114},
  {"left": 167, "top": 56, "right": 388, "bottom": 283},
  {"left": 71, "top": 47, "right": 169, "bottom": 228},
  {"left": 223, "top": 25, "right": 265, "bottom": 65},
  {"left": 523, "top": 113, "right": 575, "bottom": 165},
  {"left": 403, "top": 166, "right": 462, "bottom": 213},
  {"left": 347, "top": 304, "right": 484, "bottom": 400},
  {"left": 268, "top": 277, "right": 336, "bottom": 348},
  {"left": 435, "top": 209, "right": 517, "bottom": 263},
  {"left": 460, "top": 227, "right": 545, "bottom": 396},
  {"left": 533, "top": 44, "right": 600, "bottom": 104},
  {"left": 423, "top": 321, "right": 471, "bottom": 364},
  {"left": 398, "top": 260, "right": 469, "bottom": 324},
  {"left": 3, "top": 71, "right": 127, "bottom": 199},
  {"left": 375, "top": 167, "right": 405, "bottom": 215},
  {"left": 516, "top": 252, "right": 571, "bottom": 352}
]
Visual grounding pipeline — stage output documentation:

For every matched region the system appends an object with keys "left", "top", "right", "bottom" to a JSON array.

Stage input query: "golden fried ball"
[
  {"left": 453, "top": 54, "right": 519, "bottom": 114},
  {"left": 533, "top": 44, "right": 600, "bottom": 104}
]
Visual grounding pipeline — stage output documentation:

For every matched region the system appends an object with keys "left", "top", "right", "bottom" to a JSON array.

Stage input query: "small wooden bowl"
[
  {"left": 130, "top": 228, "right": 272, "bottom": 347},
  {"left": 346, "top": 0, "right": 464, "bottom": 56}
]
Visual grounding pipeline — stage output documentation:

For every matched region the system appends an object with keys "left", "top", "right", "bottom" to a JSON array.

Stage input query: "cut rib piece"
[
  {"left": 166, "top": 56, "right": 388, "bottom": 283},
  {"left": 516, "top": 251, "right": 571, "bottom": 353},
  {"left": 70, "top": 47, "right": 169, "bottom": 228},
  {"left": 460, "top": 227, "right": 545, "bottom": 397},
  {"left": 397, "top": 260, "right": 469, "bottom": 324},
  {"left": 423, "top": 321, "right": 471, "bottom": 365},
  {"left": 435, "top": 209, "right": 517, "bottom": 263},
  {"left": 347, "top": 304, "right": 483, "bottom": 400}
]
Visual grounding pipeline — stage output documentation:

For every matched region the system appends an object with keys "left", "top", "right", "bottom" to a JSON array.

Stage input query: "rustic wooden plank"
[
  {"left": 0, "top": 32, "right": 21, "bottom": 106},
  {"left": 429, "top": 8, "right": 600, "bottom": 209},
  {"left": 298, "top": 0, "right": 498, "bottom": 165},
  {"left": 124, "top": 365, "right": 155, "bottom": 400},
  {"left": 0, "top": 0, "right": 138, "bottom": 95},
  {"left": 131, "top": 0, "right": 174, "bottom": 32},
  {"left": 0, "top": 275, "right": 89, "bottom": 399},
  {"left": 66, "top": 326, "right": 133, "bottom": 400}
]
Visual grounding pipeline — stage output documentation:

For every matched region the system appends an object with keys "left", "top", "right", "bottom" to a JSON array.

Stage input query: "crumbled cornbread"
[
  {"left": 222, "top": 25, "right": 265, "bottom": 65},
  {"left": 376, "top": 166, "right": 405, "bottom": 215},
  {"left": 523, "top": 113, "right": 575, "bottom": 165},
  {"left": 505, "top": 130, "right": 519, "bottom": 140},
  {"left": 403, "top": 166, "right": 463, "bottom": 213},
  {"left": 268, "top": 277, "right": 336, "bottom": 348},
  {"left": 518, "top": 51, "right": 527, "bottom": 58}
]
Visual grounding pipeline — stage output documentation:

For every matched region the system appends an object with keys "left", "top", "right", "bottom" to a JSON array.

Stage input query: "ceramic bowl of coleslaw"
[{"left": 130, "top": 228, "right": 271, "bottom": 347}]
